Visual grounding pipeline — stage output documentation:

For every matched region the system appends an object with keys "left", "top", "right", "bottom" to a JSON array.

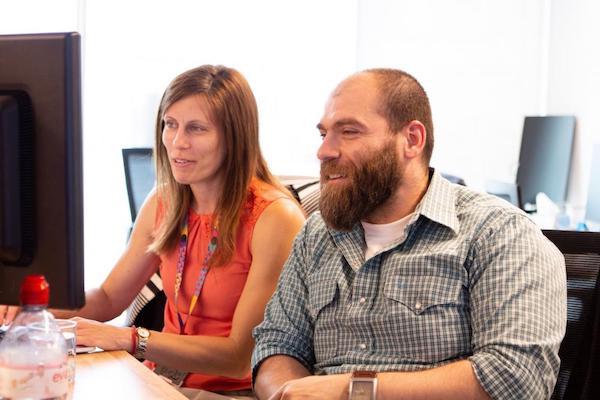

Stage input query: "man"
[{"left": 252, "top": 69, "right": 566, "bottom": 399}]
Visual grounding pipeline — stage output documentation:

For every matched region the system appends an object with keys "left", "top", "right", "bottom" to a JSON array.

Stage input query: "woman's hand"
[
  {"left": 73, "top": 317, "right": 134, "bottom": 352},
  {"left": 0, "top": 305, "right": 20, "bottom": 326}
]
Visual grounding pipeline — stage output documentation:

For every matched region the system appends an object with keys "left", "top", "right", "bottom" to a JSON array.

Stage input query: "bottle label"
[{"left": 0, "top": 361, "right": 68, "bottom": 398}]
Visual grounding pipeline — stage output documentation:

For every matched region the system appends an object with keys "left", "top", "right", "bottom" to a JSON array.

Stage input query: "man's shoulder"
[
  {"left": 304, "top": 212, "right": 330, "bottom": 236},
  {"left": 303, "top": 211, "right": 331, "bottom": 248},
  {"left": 451, "top": 184, "right": 535, "bottom": 235}
]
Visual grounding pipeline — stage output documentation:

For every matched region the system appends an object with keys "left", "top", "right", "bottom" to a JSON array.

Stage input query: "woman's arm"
[{"left": 76, "top": 196, "right": 305, "bottom": 378}]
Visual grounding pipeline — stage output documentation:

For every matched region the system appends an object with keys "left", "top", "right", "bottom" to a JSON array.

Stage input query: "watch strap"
[{"left": 353, "top": 371, "right": 377, "bottom": 378}]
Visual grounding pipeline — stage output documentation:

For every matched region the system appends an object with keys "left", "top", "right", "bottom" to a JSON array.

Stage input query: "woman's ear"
[{"left": 402, "top": 120, "right": 427, "bottom": 160}]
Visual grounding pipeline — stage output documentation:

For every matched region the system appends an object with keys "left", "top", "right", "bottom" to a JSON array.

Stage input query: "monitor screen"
[
  {"left": 485, "top": 180, "right": 522, "bottom": 208},
  {"left": 122, "top": 148, "right": 155, "bottom": 223},
  {"left": 0, "top": 32, "right": 85, "bottom": 309},
  {"left": 585, "top": 144, "right": 600, "bottom": 225},
  {"left": 516, "top": 116, "right": 575, "bottom": 208}
]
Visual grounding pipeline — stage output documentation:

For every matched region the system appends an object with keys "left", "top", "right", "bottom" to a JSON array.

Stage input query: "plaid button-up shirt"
[{"left": 252, "top": 170, "right": 566, "bottom": 399}]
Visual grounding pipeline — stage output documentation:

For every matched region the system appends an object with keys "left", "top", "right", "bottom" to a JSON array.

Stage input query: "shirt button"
[
  {"left": 359, "top": 297, "right": 366, "bottom": 305},
  {"left": 359, "top": 343, "right": 367, "bottom": 350},
  {"left": 414, "top": 301, "right": 422, "bottom": 311}
]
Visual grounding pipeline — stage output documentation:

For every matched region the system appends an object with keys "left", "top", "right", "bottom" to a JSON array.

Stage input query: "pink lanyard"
[{"left": 173, "top": 214, "right": 218, "bottom": 334}]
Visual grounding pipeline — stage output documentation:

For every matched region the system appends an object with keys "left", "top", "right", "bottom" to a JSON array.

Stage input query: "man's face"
[{"left": 317, "top": 74, "right": 403, "bottom": 230}]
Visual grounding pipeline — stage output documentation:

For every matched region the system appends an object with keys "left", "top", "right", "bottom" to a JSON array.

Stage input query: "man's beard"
[{"left": 319, "top": 141, "right": 402, "bottom": 231}]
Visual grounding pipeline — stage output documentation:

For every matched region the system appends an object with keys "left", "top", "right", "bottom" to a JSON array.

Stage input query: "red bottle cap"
[{"left": 19, "top": 274, "right": 50, "bottom": 306}]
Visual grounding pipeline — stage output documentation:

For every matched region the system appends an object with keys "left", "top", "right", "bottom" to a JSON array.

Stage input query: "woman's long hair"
[{"left": 149, "top": 65, "right": 285, "bottom": 268}]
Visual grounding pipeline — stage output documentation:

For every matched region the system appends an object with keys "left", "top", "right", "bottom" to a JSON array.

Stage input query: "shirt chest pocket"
[
  {"left": 383, "top": 274, "right": 464, "bottom": 315},
  {"left": 380, "top": 274, "right": 469, "bottom": 363}
]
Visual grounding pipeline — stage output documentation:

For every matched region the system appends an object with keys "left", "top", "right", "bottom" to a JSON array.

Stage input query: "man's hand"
[{"left": 268, "top": 374, "right": 351, "bottom": 400}]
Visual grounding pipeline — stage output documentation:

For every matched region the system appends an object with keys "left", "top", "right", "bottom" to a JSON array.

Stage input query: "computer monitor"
[
  {"left": 0, "top": 32, "right": 85, "bottom": 309},
  {"left": 485, "top": 180, "right": 522, "bottom": 208},
  {"left": 516, "top": 116, "right": 575, "bottom": 209},
  {"left": 585, "top": 144, "right": 600, "bottom": 226}
]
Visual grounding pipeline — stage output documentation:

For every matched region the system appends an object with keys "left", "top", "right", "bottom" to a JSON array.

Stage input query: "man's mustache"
[{"left": 320, "top": 160, "right": 353, "bottom": 181}]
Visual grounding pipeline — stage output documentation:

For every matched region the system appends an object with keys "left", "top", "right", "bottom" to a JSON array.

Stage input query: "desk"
[
  {"left": 73, "top": 350, "right": 187, "bottom": 399},
  {"left": 73, "top": 351, "right": 249, "bottom": 399}
]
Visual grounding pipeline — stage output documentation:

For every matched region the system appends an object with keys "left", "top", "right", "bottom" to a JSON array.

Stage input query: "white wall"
[
  {"left": 546, "top": 0, "right": 600, "bottom": 218},
  {"left": 3, "top": 0, "right": 599, "bottom": 290},
  {"left": 81, "top": 0, "right": 357, "bottom": 288},
  {"left": 357, "top": 0, "right": 547, "bottom": 189},
  {"left": 0, "top": 0, "right": 81, "bottom": 34}
]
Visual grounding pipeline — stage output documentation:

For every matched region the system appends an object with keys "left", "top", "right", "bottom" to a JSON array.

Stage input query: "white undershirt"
[{"left": 361, "top": 213, "right": 414, "bottom": 260}]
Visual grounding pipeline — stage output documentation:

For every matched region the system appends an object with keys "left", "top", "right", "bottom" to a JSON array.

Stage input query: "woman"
[{"left": 61, "top": 65, "right": 305, "bottom": 395}]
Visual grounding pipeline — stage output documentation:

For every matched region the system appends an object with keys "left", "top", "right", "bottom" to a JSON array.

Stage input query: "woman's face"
[{"left": 161, "top": 95, "right": 226, "bottom": 189}]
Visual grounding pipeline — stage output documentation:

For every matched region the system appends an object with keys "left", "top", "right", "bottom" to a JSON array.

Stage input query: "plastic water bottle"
[
  {"left": 554, "top": 204, "right": 571, "bottom": 230},
  {"left": 0, "top": 275, "right": 68, "bottom": 399}
]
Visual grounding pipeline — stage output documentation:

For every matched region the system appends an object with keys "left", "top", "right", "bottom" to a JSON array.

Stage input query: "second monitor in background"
[
  {"left": 122, "top": 148, "right": 155, "bottom": 223},
  {"left": 516, "top": 116, "right": 575, "bottom": 211},
  {"left": 485, "top": 180, "right": 521, "bottom": 208},
  {"left": 585, "top": 144, "right": 600, "bottom": 229}
]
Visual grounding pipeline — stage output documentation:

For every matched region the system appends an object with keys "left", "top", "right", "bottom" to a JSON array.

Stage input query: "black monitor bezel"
[{"left": 0, "top": 32, "right": 84, "bottom": 309}]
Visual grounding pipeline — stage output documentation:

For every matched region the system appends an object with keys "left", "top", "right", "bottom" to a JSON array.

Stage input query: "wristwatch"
[
  {"left": 348, "top": 371, "right": 377, "bottom": 400},
  {"left": 133, "top": 327, "right": 150, "bottom": 359}
]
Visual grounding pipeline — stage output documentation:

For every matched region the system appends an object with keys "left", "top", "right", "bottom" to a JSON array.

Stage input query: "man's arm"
[
  {"left": 467, "top": 213, "right": 566, "bottom": 399},
  {"left": 252, "top": 220, "right": 318, "bottom": 396},
  {"left": 376, "top": 360, "right": 490, "bottom": 400},
  {"left": 254, "top": 355, "right": 311, "bottom": 400},
  {"left": 262, "top": 360, "right": 490, "bottom": 400}
]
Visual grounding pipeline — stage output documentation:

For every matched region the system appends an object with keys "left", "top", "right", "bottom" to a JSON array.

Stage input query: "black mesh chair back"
[
  {"left": 279, "top": 176, "right": 320, "bottom": 216},
  {"left": 122, "top": 148, "right": 164, "bottom": 331},
  {"left": 543, "top": 230, "right": 600, "bottom": 400},
  {"left": 124, "top": 272, "right": 165, "bottom": 332}
]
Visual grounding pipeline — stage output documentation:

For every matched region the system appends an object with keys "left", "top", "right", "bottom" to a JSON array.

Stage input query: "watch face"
[
  {"left": 137, "top": 328, "right": 150, "bottom": 338},
  {"left": 350, "top": 380, "right": 374, "bottom": 400}
]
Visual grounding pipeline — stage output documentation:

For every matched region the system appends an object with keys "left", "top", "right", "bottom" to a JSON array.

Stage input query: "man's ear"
[{"left": 403, "top": 120, "right": 426, "bottom": 160}]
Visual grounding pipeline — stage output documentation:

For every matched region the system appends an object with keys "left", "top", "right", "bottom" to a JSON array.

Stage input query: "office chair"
[
  {"left": 121, "top": 148, "right": 166, "bottom": 331},
  {"left": 279, "top": 176, "right": 320, "bottom": 216},
  {"left": 485, "top": 180, "right": 522, "bottom": 208},
  {"left": 543, "top": 230, "right": 600, "bottom": 400},
  {"left": 125, "top": 272, "right": 166, "bottom": 332}
]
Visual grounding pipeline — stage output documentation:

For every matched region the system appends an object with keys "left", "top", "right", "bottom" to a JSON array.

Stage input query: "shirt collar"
[
  {"left": 329, "top": 224, "right": 366, "bottom": 271},
  {"left": 414, "top": 168, "right": 460, "bottom": 234}
]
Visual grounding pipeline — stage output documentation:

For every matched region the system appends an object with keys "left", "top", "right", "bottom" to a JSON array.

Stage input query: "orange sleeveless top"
[{"left": 156, "top": 179, "right": 285, "bottom": 391}]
